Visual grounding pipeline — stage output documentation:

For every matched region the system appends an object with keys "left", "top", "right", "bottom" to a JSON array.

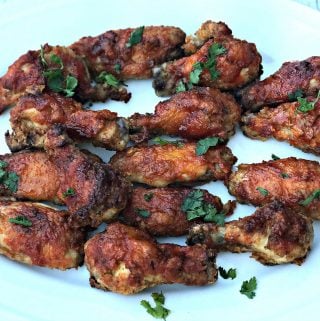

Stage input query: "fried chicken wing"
[
  {"left": 109, "top": 143, "right": 236, "bottom": 187},
  {"left": 71, "top": 26, "right": 185, "bottom": 80},
  {"left": 153, "top": 28, "right": 262, "bottom": 96},
  {"left": 0, "top": 44, "right": 130, "bottom": 114},
  {"left": 6, "top": 93, "right": 129, "bottom": 152},
  {"left": 0, "top": 138, "right": 130, "bottom": 227},
  {"left": 0, "top": 201, "right": 86, "bottom": 269},
  {"left": 120, "top": 187, "right": 235, "bottom": 236},
  {"left": 187, "top": 202, "right": 313, "bottom": 265},
  {"left": 238, "top": 56, "right": 320, "bottom": 111},
  {"left": 84, "top": 222, "right": 217, "bottom": 294},
  {"left": 129, "top": 87, "right": 241, "bottom": 142},
  {"left": 228, "top": 157, "right": 320, "bottom": 219},
  {"left": 242, "top": 99, "right": 320, "bottom": 155}
]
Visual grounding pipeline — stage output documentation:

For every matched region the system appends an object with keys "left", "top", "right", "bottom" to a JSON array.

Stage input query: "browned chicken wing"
[
  {"left": 120, "top": 187, "right": 236, "bottom": 236},
  {"left": 0, "top": 201, "right": 86, "bottom": 269},
  {"left": 0, "top": 44, "right": 130, "bottom": 114},
  {"left": 129, "top": 87, "right": 241, "bottom": 142},
  {"left": 238, "top": 56, "right": 320, "bottom": 111},
  {"left": 187, "top": 202, "right": 313, "bottom": 265},
  {"left": 6, "top": 92, "right": 129, "bottom": 152},
  {"left": 109, "top": 142, "right": 236, "bottom": 187},
  {"left": 71, "top": 26, "right": 185, "bottom": 80},
  {"left": 153, "top": 22, "right": 262, "bottom": 96},
  {"left": 0, "top": 137, "right": 130, "bottom": 227},
  {"left": 242, "top": 99, "right": 320, "bottom": 155},
  {"left": 84, "top": 222, "right": 217, "bottom": 294},
  {"left": 228, "top": 157, "right": 320, "bottom": 219}
]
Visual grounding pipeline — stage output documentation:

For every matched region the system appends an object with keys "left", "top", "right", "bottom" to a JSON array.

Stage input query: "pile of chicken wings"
[{"left": 0, "top": 21, "right": 319, "bottom": 295}]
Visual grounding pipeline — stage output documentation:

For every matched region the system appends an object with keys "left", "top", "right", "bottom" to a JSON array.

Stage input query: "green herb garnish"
[
  {"left": 189, "top": 61, "right": 203, "bottom": 85},
  {"left": 240, "top": 277, "right": 257, "bottom": 299},
  {"left": 195, "top": 137, "right": 220, "bottom": 156},
  {"left": 299, "top": 189, "right": 320, "bottom": 206},
  {"left": 296, "top": 90, "right": 320, "bottom": 113},
  {"left": 280, "top": 172, "right": 290, "bottom": 179},
  {"left": 141, "top": 292, "right": 170, "bottom": 320},
  {"left": 288, "top": 89, "right": 304, "bottom": 101},
  {"left": 271, "top": 154, "right": 280, "bottom": 160},
  {"left": 96, "top": 71, "right": 124, "bottom": 88},
  {"left": 181, "top": 190, "right": 225, "bottom": 225},
  {"left": 126, "top": 26, "right": 144, "bottom": 48},
  {"left": 144, "top": 193, "right": 154, "bottom": 202},
  {"left": 175, "top": 80, "right": 187, "bottom": 93},
  {"left": 256, "top": 187, "right": 269, "bottom": 196},
  {"left": 0, "top": 161, "right": 19, "bottom": 193},
  {"left": 63, "top": 188, "right": 76, "bottom": 197},
  {"left": 152, "top": 137, "right": 184, "bottom": 148},
  {"left": 218, "top": 267, "right": 237, "bottom": 280},
  {"left": 114, "top": 63, "right": 121, "bottom": 73},
  {"left": 8, "top": 216, "right": 32, "bottom": 227},
  {"left": 135, "top": 208, "right": 151, "bottom": 218}
]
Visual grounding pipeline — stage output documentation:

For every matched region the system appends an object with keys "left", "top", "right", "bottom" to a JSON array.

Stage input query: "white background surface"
[{"left": 0, "top": 1, "right": 320, "bottom": 320}]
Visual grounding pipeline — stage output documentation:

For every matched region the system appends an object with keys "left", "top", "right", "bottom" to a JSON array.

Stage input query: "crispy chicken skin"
[
  {"left": 0, "top": 141, "right": 130, "bottom": 227},
  {"left": 183, "top": 20, "right": 232, "bottom": 55},
  {"left": 242, "top": 100, "right": 320, "bottom": 155},
  {"left": 187, "top": 202, "right": 313, "bottom": 265},
  {"left": 6, "top": 93, "right": 129, "bottom": 152},
  {"left": 109, "top": 143, "right": 237, "bottom": 187},
  {"left": 120, "top": 187, "right": 236, "bottom": 236},
  {"left": 0, "top": 201, "right": 86, "bottom": 269},
  {"left": 153, "top": 28, "right": 262, "bottom": 96},
  {"left": 228, "top": 158, "right": 320, "bottom": 219},
  {"left": 238, "top": 56, "right": 320, "bottom": 111},
  {"left": 129, "top": 87, "right": 241, "bottom": 142},
  {"left": 0, "top": 44, "right": 130, "bottom": 114},
  {"left": 71, "top": 26, "right": 186, "bottom": 80},
  {"left": 84, "top": 222, "right": 217, "bottom": 294}
]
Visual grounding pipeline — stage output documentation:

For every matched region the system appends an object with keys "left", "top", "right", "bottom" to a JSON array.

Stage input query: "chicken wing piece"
[
  {"left": 109, "top": 142, "right": 237, "bottom": 187},
  {"left": 129, "top": 87, "right": 241, "bottom": 142},
  {"left": 71, "top": 26, "right": 185, "bottom": 80},
  {"left": 182, "top": 20, "right": 232, "bottom": 55},
  {"left": 0, "top": 201, "right": 86, "bottom": 269},
  {"left": 228, "top": 157, "right": 320, "bottom": 219},
  {"left": 242, "top": 99, "right": 320, "bottom": 155},
  {"left": 0, "top": 44, "right": 130, "bottom": 114},
  {"left": 6, "top": 93, "right": 129, "bottom": 152},
  {"left": 84, "top": 222, "right": 217, "bottom": 294},
  {"left": 238, "top": 56, "right": 320, "bottom": 111},
  {"left": 120, "top": 187, "right": 236, "bottom": 236},
  {"left": 153, "top": 35, "right": 262, "bottom": 96},
  {"left": 187, "top": 202, "right": 313, "bottom": 265},
  {"left": 0, "top": 137, "right": 130, "bottom": 227}
]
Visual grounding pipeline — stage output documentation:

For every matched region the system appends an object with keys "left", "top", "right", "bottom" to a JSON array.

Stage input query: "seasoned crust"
[
  {"left": 238, "top": 56, "right": 320, "bottom": 111},
  {"left": 129, "top": 87, "right": 241, "bottom": 142},
  {"left": 84, "top": 222, "right": 217, "bottom": 294},
  {"left": 0, "top": 201, "right": 86, "bottom": 269},
  {"left": 187, "top": 202, "right": 313, "bottom": 265},
  {"left": 241, "top": 100, "right": 320, "bottom": 155},
  {"left": 120, "top": 187, "right": 236, "bottom": 236},
  {"left": 71, "top": 26, "right": 186, "bottom": 80},
  {"left": 109, "top": 142, "right": 237, "bottom": 187},
  {"left": 227, "top": 157, "right": 320, "bottom": 219},
  {"left": 6, "top": 92, "right": 129, "bottom": 152}
]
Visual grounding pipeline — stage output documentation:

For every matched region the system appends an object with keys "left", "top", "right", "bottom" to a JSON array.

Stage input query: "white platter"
[{"left": 0, "top": 0, "right": 320, "bottom": 320}]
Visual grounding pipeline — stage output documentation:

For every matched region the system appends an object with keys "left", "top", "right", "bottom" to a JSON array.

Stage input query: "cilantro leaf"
[
  {"left": 195, "top": 137, "right": 220, "bottom": 156},
  {"left": 141, "top": 292, "right": 170, "bottom": 320},
  {"left": 126, "top": 26, "right": 145, "bottom": 48},
  {"left": 296, "top": 90, "right": 320, "bottom": 113},
  {"left": 144, "top": 193, "right": 154, "bottom": 202},
  {"left": 135, "top": 208, "right": 150, "bottom": 218},
  {"left": 280, "top": 172, "right": 290, "bottom": 179},
  {"left": 152, "top": 137, "right": 184, "bottom": 147},
  {"left": 240, "top": 277, "right": 257, "bottom": 299},
  {"left": 0, "top": 160, "right": 8, "bottom": 169},
  {"left": 63, "top": 75, "right": 78, "bottom": 97},
  {"left": 204, "top": 43, "right": 226, "bottom": 80},
  {"left": 299, "top": 189, "right": 320, "bottom": 206},
  {"left": 63, "top": 188, "right": 76, "bottom": 198},
  {"left": 8, "top": 216, "right": 32, "bottom": 227},
  {"left": 218, "top": 267, "right": 237, "bottom": 280},
  {"left": 97, "top": 71, "right": 123, "bottom": 88},
  {"left": 114, "top": 63, "right": 121, "bottom": 73},
  {"left": 256, "top": 187, "right": 269, "bottom": 196},
  {"left": 176, "top": 81, "right": 187, "bottom": 93},
  {"left": 288, "top": 89, "right": 303, "bottom": 101},
  {"left": 181, "top": 190, "right": 225, "bottom": 225},
  {"left": 50, "top": 54, "right": 64, "bottom": 69},
  {"left": 189, "top": 61, "right": 203, "bottom": 85},
  {"left": 0, "top": 164, "right": 19, "bottom": 193},
  {"left": 271, "top": 154, "right": 280, "bottom": 160},
  {"left": 43, "top": 69, "right": 64, "bottom": 92}
]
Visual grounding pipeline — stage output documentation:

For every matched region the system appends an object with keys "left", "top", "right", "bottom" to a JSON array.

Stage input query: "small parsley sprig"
[
  {"left": 96, "top": 71, "right": 126, "bottom": 89},
  {"left": 296, "top": 90, "right": 320, "bottom": 113},
  {"left": 126, "top": 26, "right": 144, "bottom": 48},
  {"left": 141, "top": 292, "right": 170, "bottom": 320},
  {"left": 0, "top": 160, "right": 19, "bottom": 193},
  {"left": 195, "top": 137, "right": 221, "bottom": 156},
  {"left": 218, "top": 267, "right": 237, "bottom": 280},
  {"left": 240, "top": 277, "right": 257, "bottom": 299}
]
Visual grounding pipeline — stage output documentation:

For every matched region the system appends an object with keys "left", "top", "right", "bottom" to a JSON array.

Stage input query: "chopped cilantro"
[
  {"left": 0, "top": 161, "right": 19, "bottom": 193},
  {"left": 296, "top": 90, "right": 320, "bottom": 113},
  {"left": 195, "top": 137, "right": 220, "bottom": 156},
  {"left": 218, "top": 267, "right": 237, "bottom": 280},
  {"left": 96, "top": 71, "right": 124, "bottom": 88},
  {"left": 8, "top": 216, "right": 32, "bottom": 227},
  {"left": 189, "top": 61, "right": 203, "bottom": 85},
  {"left": 299, "top": 189, "right": 320, "bottom": 206},
  {"left": 280, "top": 172, "right": 290, "bottom": 179},
  {"left": 288, "top": 89, "right": 303, "bottom": 101},
  {"left": 144, "top": 193, "right": 154, "bottom": 202},
  {"left": 271, "top": 154, "right": 280, "bottom": 160},
  {"left": 240, "top": 277, "right": 257, "bottom": 299},
  {"left": 114, "top": 63, "right": 121, "bottom": 73},
  {"left": 175, "top": 80, "right": 187, "bottom": 93},
  {"left": 126, "top": 26, "right": 144, "bottom": 48},
  {"left": 141, "top": 292, "right": 170, "bottom": 320},
  {"left": 256, "top": 187, "right": 269, "bottom": 196},
  {"left": 63, "top": 188, "right": 76, "bottom": 198},
  {"left": 152, "top": 137, "right": 184, "bottom": 148},
  {"left": 135, "top": 208, "right": 150, "bottom": 218}
]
